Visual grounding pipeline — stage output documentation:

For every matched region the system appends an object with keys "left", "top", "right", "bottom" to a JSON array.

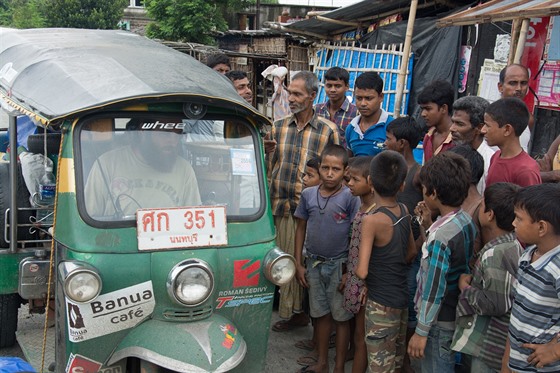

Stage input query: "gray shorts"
[{"left": 306, "top": 257, "right": 353, "bottom": 322}]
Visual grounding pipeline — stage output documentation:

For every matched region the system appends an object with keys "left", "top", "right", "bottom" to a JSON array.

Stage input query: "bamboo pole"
[
  {"left": 514, "top": 18, "right": 529, "bottom": 63},
  {"left": 508, "top": 18, "right": 522, "bottom": 65},
  {"left": 394, "top": 0, "right": 418, "bottom": 117}
]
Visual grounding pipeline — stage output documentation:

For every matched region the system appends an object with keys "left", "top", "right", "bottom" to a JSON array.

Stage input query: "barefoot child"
[
  {"left": 356, "top": 150, "right": 417, "bottom": 372},
  {"left": 343, "top": 156, "right": 375, "bottom": 373},
  {"left": 294, "top": 144, "right": 360, "bottom": 373}
]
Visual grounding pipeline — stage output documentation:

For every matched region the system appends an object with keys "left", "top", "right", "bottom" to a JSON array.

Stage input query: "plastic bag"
[
  {"left": 19, "top": 151, "right": 54, "bottom": 204},
  {"left": 0, "top": 357, "right": 36, "bottom": 372}
]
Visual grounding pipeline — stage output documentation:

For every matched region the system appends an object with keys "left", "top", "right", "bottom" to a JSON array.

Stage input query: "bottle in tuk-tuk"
[{"left": 37, "top": 164, "right": 55, "bottom": 225}]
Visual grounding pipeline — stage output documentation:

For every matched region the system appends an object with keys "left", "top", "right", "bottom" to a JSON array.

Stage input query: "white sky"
[{"left": 278, "top": 0, "right": 361, "bottom": 7}]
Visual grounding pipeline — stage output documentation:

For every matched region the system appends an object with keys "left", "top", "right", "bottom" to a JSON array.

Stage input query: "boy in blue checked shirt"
[
  {"left": 503, "top": 183, "right": 560, "bottom": 372},
  {"left": 407, "top": 152, "right": 476, "bottom": 373},
  {"left": 294, "top": 144, "right": 360, "bottom": 373}
]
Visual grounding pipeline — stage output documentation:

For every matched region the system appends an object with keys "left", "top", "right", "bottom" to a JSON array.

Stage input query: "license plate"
[{"left": 137, "top": 206, "right": 227, "bottom": 251}]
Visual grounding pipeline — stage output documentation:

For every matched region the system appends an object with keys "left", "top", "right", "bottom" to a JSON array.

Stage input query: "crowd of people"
[{"left": 207, "top": 53, "right": 560, "bottom": 373}]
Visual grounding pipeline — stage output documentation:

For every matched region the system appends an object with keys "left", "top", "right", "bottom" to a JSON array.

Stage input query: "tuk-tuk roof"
[{"left": 0, "top": 28, "right": 268, "bottom": 125}]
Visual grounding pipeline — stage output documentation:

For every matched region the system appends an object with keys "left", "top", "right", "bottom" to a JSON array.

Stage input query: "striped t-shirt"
[{"left": 508, "top": 244, "right": 560, "bottom": 372}]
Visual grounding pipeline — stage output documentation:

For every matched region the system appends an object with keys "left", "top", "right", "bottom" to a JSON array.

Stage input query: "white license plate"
[{"left": 137, "top": 206, "right": 227, "bottom": 251}]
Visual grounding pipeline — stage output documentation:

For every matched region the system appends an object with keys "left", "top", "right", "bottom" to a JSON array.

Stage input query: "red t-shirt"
[
  {"left": 485, "top": 150, "right": 542, "bottom": 187},
  {"left": 422, "top": 127, "right": 454, "bottom": 164}
]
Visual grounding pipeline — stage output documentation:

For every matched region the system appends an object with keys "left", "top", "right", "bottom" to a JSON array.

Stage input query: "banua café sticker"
[{"left": 66, "top": 281, "right": 155, "bottom": 342}]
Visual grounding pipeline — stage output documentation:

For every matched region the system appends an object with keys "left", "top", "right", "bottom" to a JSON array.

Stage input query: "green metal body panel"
[{"left": 0, "top": 250, "right": 35, "bottom": 294}]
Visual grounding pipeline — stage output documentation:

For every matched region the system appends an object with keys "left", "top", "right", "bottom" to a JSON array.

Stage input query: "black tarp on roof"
[{"left": 283, "top": 0, "right": 412, "bottom": 37}]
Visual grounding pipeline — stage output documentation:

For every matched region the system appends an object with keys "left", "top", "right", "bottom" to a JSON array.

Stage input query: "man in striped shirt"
[
  {"left": 451, "top": 182, "right": 522, "bottom": 372},
  {"left": 266, "top": 71, "right": 340, "bottom": 331},
  {"left": 505, "top": 184, "right": 560, "bottom": 372}
]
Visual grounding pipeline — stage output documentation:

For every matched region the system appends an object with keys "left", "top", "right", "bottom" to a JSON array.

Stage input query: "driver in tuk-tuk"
[{"left": 85, "top": 118, "right": 201, "bottom": 219}]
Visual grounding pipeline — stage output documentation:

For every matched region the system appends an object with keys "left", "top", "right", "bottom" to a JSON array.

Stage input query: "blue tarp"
[{"left": 0, "top": 357, "right": 36, "bottom": 372}]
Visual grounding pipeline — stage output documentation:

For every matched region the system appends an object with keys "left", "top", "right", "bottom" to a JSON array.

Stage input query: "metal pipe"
[
  {"left": 8, "top": 114, "right": 18, "bottom": 253},
  {"left": 394, "top": 0, "right": 418, "bottom": 117}
]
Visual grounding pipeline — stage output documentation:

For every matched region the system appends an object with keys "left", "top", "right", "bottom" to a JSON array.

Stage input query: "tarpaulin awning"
[
  {"left": 437, "top": 0, "right": 560, "bottom": 27},
  {"left": 276, "top": 0, "right": 413, "bottom": 38}
]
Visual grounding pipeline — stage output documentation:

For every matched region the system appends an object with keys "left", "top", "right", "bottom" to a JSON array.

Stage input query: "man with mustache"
[
  {"left": 266, "top": 71, "right": 340, "bottom": 332},
  {"left": 85, "top": 118, "right": 201, "bottom": 219},
  {"left": 498, "top": 64, "right": 532, "bottom": 153},
  {"left": 449, "top": 96, "right": 493, "bottom": 194}
]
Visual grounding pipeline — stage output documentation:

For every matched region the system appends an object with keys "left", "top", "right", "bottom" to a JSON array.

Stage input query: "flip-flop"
[
  {"left": 294, "top": 339, "right": 315, "bottom": 351},
  {"left": 271, "top": 318, "right": 308, "bottom": 332},
  {"left": 297, "top": 366, "right": 318, "bottom": 373},
  {"left": 296, "top": 354, "right": 318, "bottom": 366}
]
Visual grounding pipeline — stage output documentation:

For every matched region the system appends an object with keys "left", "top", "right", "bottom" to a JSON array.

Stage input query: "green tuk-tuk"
[{"left": 0, "top": 27, "right": 295, "bottom": 372}]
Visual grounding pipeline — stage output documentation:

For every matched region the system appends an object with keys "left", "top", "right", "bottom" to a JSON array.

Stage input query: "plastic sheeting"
[
  {"left": 314, "top": 45, "right": 413, "bottom": 116},
  {"left": 360, "top": 17, "right": 462, "bottom": 118},
  {"left": 0, "top": 357, "right": 36, "bottom": 372}
]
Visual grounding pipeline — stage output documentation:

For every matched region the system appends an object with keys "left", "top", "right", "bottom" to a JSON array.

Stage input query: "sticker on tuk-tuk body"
[
  {"left": 65, "top": 353, "right": 126, "bottom": 373},
  {"left": 66, "top": 281, "right": 155, "bottom": 343},
  {"left": 137, "top": 206, "right": 227, "bottom": 251},
  {"left": 233, "top": 259, "right": 260, "bottom": 288},
  {"left": 65, "top": 353, "right": 102, "bottom": 373},
  {"left": 230, "top": 148, "right": 255, "bottom": 176}
]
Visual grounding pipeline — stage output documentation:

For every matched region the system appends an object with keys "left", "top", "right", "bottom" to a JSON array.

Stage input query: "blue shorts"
[{"left": 306, "top": 257, "right": 353, "bottom": 322}]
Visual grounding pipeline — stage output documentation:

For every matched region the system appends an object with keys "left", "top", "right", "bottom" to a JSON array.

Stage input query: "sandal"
[
  {"left": 297, "top": 366, "right": 319, "bottom": 373},
  {"left": 297, "top": 354, "right": 318, "bottom": 366},
  {"left": 271, "top": 315, "right": 309, "bottom": 332},
  {"left": 295, "top": 339, "right": 315, "bottom": 351}
]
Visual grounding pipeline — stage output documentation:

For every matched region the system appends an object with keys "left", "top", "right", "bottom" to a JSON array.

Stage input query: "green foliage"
[
  {"left": 145, "top": 0, "right": 252, "bottom": 44},
  {"left": 145, "top": 0, "right": 227, "bottom": 44},
  {"left": 0, "top": 0, "right": 45, "bottom": 28},
  {"left": 42, "top": 0, "right": 128, "bottom": 29}
]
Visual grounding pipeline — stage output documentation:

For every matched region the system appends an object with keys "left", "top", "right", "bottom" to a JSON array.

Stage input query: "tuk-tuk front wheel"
[{"left": 0, "top": 293, "right": 21, "bottom": 347}]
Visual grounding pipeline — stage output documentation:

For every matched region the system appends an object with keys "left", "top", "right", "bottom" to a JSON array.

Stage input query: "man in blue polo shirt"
[{"left": 346, "top": 72, "right": 392, "bottom": 157}]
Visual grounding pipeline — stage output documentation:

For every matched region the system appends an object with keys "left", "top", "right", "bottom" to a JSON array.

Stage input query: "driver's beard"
[{"left": 145, "top": 152, "right": 177, "bottom": 172}]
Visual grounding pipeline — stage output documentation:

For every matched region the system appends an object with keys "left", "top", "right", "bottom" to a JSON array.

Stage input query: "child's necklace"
[
  {"left": 363, "top": 202, "right": 377, "bottom": 213},
  {"left": 317, "top": 184, "right": 343, "bottom": 214}
]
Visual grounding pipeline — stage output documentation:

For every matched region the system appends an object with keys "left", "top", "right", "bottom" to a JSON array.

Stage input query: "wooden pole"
[
  {"left": 394, "top": 0, "right": 418, "bottom": 117},
  {"left": 514, "top": 18, "right": 529, "bottom": 63},
  {"left": 508, "top": 18, "right": 522, "bottom": 65}
]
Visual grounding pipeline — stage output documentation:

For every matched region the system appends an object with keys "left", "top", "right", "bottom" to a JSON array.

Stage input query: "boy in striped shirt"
[{"left": 505, "top": 183, "right": 560, "bottom": 372}]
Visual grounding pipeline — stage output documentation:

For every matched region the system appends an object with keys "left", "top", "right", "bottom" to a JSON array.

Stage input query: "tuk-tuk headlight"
[
  {"left": 167, "top": 259, "right": 214, "bottom": 307},
  {"left": 59, "top": 262, "right": 102, "bottom": 303},
  {"left": 264, "top": 247, "right": 296, "bottom": 286}
]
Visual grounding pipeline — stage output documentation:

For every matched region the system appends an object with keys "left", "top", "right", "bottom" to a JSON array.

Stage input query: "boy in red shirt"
[{"left": 481, "top": 97, "right": 541, "bottom": 187}]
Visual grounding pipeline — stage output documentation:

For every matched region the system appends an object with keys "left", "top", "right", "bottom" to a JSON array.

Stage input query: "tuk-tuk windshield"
[{"left": 78, "top": 115, "right": 262, "bottom": 224}]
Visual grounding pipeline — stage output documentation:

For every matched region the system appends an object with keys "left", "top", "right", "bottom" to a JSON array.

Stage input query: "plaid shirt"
[
  {"left": 314, "top": 99, "right": 357, "bottom": 148},
  {"left": 268, "top": 111, "right": 340, "bottom": 217},
  {"left": 415, "top": 209, "right": 475, "bottom": 336},
  {"left": 451, "top": 232, "right": 522, "bottom": 371}
]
